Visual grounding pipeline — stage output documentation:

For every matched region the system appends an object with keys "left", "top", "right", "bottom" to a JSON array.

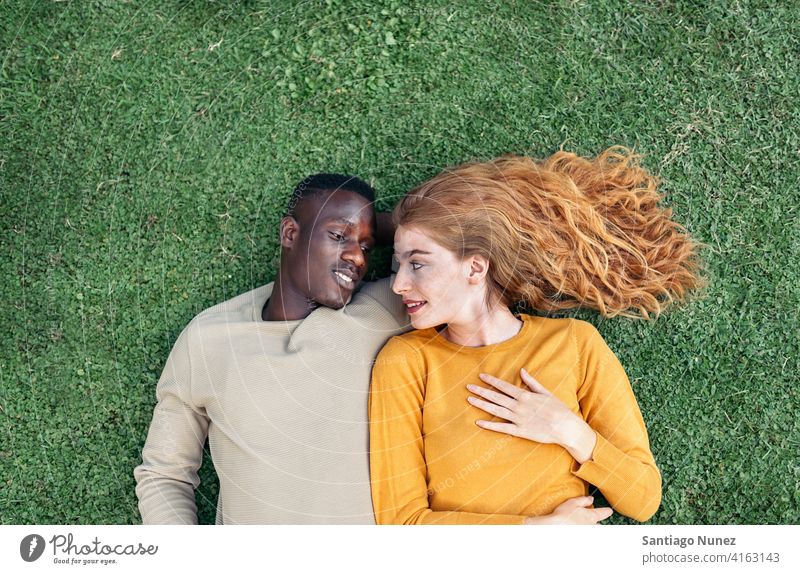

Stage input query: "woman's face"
[{"left": 392, "top": 225, "right": 487, "bottom": 330}]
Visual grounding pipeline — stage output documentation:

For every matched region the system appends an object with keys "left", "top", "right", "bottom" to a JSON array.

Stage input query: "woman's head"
[
  {"left": 393, "top": 147, "right": 706, "bottom": 320},
  {"left": 392, "top": 224, "right": 492, "bottom": 329}
]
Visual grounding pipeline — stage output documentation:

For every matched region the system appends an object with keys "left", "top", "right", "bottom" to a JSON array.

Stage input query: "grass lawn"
[{"left": 1, "top": 0, "right": 798, "bottom": 524}]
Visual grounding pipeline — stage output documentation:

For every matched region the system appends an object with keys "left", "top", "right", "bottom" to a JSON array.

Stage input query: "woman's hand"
[
  {"left": 523, "top": 496, "right": 613, "bottom": 525},
  {"left": 467, "top": 368, "right": 597, "bottom": 463}
]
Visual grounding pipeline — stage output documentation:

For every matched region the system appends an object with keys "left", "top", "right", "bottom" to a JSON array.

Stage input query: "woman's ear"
[
  {"left": 467, "top": 255, "right": 490, "bottom": 285},
  {"left": 279, "top": 216, "right": 299, "bottom": 248}
]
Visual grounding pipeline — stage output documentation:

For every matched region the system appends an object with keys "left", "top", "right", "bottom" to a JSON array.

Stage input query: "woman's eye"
[{"left": 411, "top": 262, "right": 423, "bottom": 271}]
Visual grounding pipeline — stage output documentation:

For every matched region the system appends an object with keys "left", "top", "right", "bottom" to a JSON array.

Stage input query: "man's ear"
[
  {"left": 280, "top": 216, "right": 300, "bottom": 249},
  {"left": 466, "top": 254, "right": 490, "bottom": 285}
]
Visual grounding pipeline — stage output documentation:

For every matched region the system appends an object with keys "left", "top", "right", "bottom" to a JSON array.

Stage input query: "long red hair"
[{"left": 394, "top": 146, "right": 706, "bottom": 319}]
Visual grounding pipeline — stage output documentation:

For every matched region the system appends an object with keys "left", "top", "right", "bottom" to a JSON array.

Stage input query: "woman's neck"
[{"left": 442, "top": 304, "right": 523, "bottom": 347}]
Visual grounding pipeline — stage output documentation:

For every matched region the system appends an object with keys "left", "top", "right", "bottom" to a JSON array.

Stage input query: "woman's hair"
[{"left": 394, "top": 146, "right": 706, "bottom": 319}]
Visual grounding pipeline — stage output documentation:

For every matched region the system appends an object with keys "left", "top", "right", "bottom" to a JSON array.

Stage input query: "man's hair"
[{"left": 286, "top": 173, "right": 375, "bottom": 217}]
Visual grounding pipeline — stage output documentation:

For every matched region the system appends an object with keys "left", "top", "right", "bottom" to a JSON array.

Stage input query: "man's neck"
[{"left": 262, "top": 276, "right": 318, "bottom": 321}]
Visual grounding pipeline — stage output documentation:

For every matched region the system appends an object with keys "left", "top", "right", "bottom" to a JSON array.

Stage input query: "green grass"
[{"left": 1, "top": 0, "right": 798, "bottom": 524}]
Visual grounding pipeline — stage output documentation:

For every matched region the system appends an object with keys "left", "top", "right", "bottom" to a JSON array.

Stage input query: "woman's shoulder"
[
  {"left": 374, "top": 328, "right": 448, "bottom": 369},
  {"left": 381, "top": 327, "right": 439, "bottom": 352},
  {"left": 520, "top": 314, "right": 602, "bottom": 344},
  {"left": 372, "top": 329, "right": 438, "bottom": 378}
]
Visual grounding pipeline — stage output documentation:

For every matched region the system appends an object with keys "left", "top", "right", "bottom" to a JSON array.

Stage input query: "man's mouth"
[
  {"left": 333, "top": 269, "right": 357, "bottom": 287},
  {"left": 403, "top": 299, "right": 427, "bottom": 314}
]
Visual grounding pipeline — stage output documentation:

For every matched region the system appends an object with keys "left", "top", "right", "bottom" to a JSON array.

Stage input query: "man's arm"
[{"left": 134, "top": 323, "right": 209, "bottom": 524}]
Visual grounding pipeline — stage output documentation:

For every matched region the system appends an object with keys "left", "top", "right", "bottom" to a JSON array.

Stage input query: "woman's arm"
[
  {"left": 570, "top": 319, "right": 662, "bottom": 522},
  {"left": 466, "top": 320, "right": 661, "bottom": 522}
]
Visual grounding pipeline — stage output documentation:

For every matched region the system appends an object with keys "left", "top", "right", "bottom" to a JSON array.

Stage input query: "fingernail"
[
  {"left": 467, "top": 397, "right": 475, "bottom": 403},
  {"left": 466, "top": 384, "right": 475, "bottom": 390}
]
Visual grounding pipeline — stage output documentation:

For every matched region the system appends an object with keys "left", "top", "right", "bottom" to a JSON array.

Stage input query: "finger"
[
  {"left": 520, "top": 368, "right": 552, "bottom": 396},
  {"left": 466, "top": 384, "right": 517, "bottom": 410},
  {"left": 474, "top": 420, "right": 520, "bottom": 436},
  {"left": 561, "top": 495, "right": 594, "bottom": 509},
  {"left": 591, "top": 507, "right": 614, "bottom": 522},
  {"left": 478, "top": 373, "right": 524, "bottom": 399},
  {"left": 467, "top": 396, "right": 516, "bottom": 422}
]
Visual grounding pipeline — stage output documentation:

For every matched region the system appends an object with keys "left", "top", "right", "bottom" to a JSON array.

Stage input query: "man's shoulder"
[
  {"left": 188, "top": 283, "right": 273, "bottom": 331},
  {"left": 353, "top": 276, "right": 392, "bottom": 304},
  {"left": 350, "top": 276, "right": 408, "bottom": 327}
]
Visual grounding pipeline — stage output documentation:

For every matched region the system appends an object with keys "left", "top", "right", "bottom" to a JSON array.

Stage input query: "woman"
[{"left": 369, "top": 147, "right": 704, "bottom": 524}]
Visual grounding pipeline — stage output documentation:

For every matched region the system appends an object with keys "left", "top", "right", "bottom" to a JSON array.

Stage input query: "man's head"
[{"left": 278, "top": 174, "right": 377, "bottom": 311}]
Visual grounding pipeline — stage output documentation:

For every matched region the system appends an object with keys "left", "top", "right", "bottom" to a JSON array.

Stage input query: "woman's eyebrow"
[{"left": 396, "top": 249, "right": 432, "bottom": 259}]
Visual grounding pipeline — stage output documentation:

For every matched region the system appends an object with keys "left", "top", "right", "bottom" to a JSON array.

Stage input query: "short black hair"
[{"left": 285, "top": 173, "right": 375, "bottom": 217}]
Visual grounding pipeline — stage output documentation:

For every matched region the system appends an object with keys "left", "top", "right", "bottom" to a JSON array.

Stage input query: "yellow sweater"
[{"left": 369, "top": 314, "right": 661, "bottom": 524}]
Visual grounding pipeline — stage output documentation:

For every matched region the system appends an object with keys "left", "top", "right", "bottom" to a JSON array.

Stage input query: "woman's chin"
[{"left": 409, "top": 313, "right": 438, "bottom": 331}]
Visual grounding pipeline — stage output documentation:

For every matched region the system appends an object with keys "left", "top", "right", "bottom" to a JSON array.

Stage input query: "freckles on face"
[{"left": 392, "top": 225, "right": 472, "bottom": 328}]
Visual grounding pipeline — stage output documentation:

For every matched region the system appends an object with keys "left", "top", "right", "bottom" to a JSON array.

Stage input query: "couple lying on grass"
[{"left": 134, "top": 146, "right": 704, "bottom": 524}]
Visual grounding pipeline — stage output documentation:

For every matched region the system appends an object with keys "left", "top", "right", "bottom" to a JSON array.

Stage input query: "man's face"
[{"left": 283, "top": 189, "right": 376, "bottom": 310}]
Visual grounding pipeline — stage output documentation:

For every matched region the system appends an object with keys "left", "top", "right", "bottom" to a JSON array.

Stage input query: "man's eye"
[
  {"left": 329, "top": 232, "right": 344, "bottom": 241},
  {"left": 360, "top": 245, "right": 372, "bottom": 253}
]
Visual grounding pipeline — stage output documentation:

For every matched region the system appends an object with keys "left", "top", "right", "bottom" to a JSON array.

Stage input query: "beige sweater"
[{"left": 134, "top": 278, "right": 407, "bottom": 524}]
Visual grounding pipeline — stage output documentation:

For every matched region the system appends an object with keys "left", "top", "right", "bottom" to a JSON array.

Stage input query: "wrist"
[
  {"left": 562, "top": 420, "right": 597, "bottom": 464},
  {"left": 524, "top": 515, "right": 554, "bottom": 525}
]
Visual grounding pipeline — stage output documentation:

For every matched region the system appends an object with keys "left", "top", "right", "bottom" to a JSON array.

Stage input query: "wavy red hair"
[{"left": 394, "top": 146, "right": 706, "bottom": 319}]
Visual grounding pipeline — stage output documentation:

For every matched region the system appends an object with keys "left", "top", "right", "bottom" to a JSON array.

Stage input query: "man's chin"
[{"left": 314, "top": 290, "right": 353, "bottom": 310}]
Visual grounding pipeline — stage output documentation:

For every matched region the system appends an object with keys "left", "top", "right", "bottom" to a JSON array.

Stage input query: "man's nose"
[{"left": 340, "top": 242, "right": 366, "bottom": 268}]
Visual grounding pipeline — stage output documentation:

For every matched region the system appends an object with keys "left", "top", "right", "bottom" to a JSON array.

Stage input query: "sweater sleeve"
[
  {"left": 570, "top": 320, "right": 662, "bottom": 522},
  {"left": 369, "top": 337, "right": 526, "bottom": 525},
  {"left": 134, "top": 322, "right": 209, "bottom": 524}
]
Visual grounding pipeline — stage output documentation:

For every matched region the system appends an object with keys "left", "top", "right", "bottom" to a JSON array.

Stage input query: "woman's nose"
[{"left": 392, "top": 269, "right": 409, "bottom": 294}]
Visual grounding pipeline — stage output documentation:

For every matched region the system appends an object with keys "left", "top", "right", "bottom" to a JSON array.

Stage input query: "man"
[{"left": 134, "top": 174, "right": 407, "bottom": 524}]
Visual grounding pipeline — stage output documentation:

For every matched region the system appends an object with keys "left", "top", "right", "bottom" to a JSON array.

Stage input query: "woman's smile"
[{"left": 402, "top": 299, "right": 427, "bottom": 314}]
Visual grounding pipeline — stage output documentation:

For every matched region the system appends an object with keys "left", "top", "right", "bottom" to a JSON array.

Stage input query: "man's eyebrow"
[
  {"left": 326, "top": 218, "right": 375, "bottom": 244},
  {"left": 396, "top": 249, "right": 432, "bottom": 259},
  {"left": 328, "top": 217, "right": 360, "bottom": 226}
]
